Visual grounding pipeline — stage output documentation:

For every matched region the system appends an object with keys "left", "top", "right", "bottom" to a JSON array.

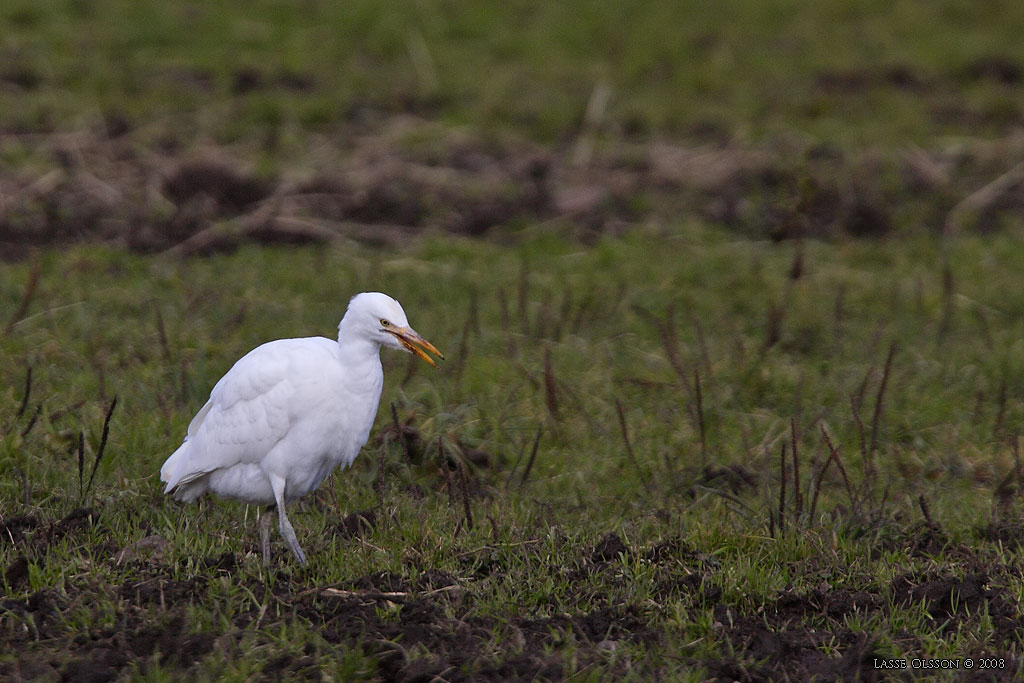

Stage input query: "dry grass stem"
[{"left": 3, "top": 259, "right": 41, "bottom": 337}]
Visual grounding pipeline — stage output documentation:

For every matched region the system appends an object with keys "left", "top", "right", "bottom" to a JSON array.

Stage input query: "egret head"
[{"left": 342, "top": 292, "right": 444, "bottom": 367}]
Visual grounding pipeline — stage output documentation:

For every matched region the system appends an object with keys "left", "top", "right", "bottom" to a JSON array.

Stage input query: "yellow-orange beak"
[{"left": 389, "top": 327, "right": 444, "bottom": 368}]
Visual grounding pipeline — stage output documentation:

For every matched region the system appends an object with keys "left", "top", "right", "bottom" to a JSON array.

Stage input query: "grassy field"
[
  {"left": 4, "top": 0, "right": 1024, "bottom": 680},
  {"left": 3, "top": 230, "right": 1024, "bottom": 679}
]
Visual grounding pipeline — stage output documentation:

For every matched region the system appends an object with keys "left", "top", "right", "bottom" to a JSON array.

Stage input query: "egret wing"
[{"left": 162, "top": 340, "right": 306, "bottom": 489}]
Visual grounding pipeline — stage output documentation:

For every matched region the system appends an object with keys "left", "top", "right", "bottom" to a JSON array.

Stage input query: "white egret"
[{"left": 160, "top": 292, "right": 443, "bottom": 565}]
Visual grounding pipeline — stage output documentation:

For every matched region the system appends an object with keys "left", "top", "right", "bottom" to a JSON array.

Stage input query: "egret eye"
[{"left": 380, "top": 319, "right": 391, "bottom": 327}]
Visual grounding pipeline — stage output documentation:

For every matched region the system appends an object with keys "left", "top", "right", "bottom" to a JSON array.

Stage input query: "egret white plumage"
[{"left": 160, "top": 292, "right": 443, "bottom": 565}]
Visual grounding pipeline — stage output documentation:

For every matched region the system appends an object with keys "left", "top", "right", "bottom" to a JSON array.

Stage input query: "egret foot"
[{"left": 279, "top": 511, "right": 308, "bottom": 565}]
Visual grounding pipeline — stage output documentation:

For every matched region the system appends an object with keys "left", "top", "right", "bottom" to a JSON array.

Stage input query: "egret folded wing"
[{"left": 160, "top": 341, "right": 300, "bottom": 493}]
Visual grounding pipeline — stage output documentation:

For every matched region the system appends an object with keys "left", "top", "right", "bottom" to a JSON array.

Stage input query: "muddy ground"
[
  {"left": 2, "top": 505, "right": 1024, "bottom": 681},
  {"left": 3, "top": 116, "right": 1024, "bottom": 259}
]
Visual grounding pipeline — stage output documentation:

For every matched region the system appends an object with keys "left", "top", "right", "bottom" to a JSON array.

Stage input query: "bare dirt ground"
[{"left": 4, "top": 115, "right": 1024, "bottom": 259}]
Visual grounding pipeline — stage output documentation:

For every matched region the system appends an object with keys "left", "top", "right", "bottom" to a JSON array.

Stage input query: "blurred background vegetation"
[{"left": 3, "top": 0, "right": 1024, "bottom": 146}]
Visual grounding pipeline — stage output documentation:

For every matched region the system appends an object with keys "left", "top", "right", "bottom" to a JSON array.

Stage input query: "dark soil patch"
[
  {"left": 590, "top": 531, "right": 630, "bottom": 562},
  {"left": 890, "top": 570, "right": 1024, "bottom": 634},
  {"left": 770, "top": 586, "right": 881, "bottom": 622},
  {"left": 335, "top": 509, "right": 377, "bottom": 539},
  {"left": 1, "top": 507, "right": 103, "bottom": 557},
  {"left": 960, "top": 57, "right": 1024, "bottom": 85},
  {"left": 0, "top": 513, "right": 40, "bottom": 546},
  {"left": 3, "top": 555, "right": 29, "bottom": 590},
  {"left": 814, "top": 64, "right": 931, "bottom": 93},
  {"left": 348, "top": 568, "right": 457, "bottom": 593},
  {"left": 163, "top": 160, "right": 270, "bottom": 214},
  {"left": 48, "top": 507, "right": 100, "bottom": 542},
  {"left": 0, "top": 588, "right": 71, "bottom": 643},
  {"left": 979, "top": 518, "right": 1024, "bottom": 549},
  {"left": 65, "top": 615, "right": 216, "bottom": 679},
  {"left": 514, "top": 604, "right": 660, "bottom": 649},
  {"left": 56, "top": 614, "right": 216, "bottom": 682},
  {"left": 119, "top": 575, "right": 210, "bottom": 608},
  {"left": 708, "top": 607, "right": 883, "bottom": 683}
]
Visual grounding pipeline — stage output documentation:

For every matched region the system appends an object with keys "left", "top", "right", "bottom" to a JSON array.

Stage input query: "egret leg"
[
  {"left": 259, "top": 507, "right": 275, "bottom": 567},
  {"left": 268, "top": 473, "right": 307, "bottom": 565}
]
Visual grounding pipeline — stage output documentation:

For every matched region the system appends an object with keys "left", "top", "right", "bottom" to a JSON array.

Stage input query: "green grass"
[
  {"left": 3, "top": 0, "right": 1024, "bottom": 148},
  {"left": 4, "top": 0, "right": 1024, "bottom": 678},
  {"left": 3, "top": 228, "right": 1024, "bottom": 678}
]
